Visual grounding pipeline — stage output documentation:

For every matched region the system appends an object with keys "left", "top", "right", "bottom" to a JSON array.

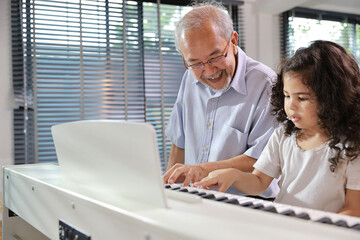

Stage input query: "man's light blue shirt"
[{"left": 166, "top": 47, "right": 277, "bottom": 165}]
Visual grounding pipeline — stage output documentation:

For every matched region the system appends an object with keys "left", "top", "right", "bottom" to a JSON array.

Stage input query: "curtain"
[{"left": 11, "top": 0, "right": 244, "bottom": 172}]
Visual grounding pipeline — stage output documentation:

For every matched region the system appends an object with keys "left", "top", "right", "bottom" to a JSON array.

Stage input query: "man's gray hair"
[{"left": 174, "top": 1, "right": 234, "bottom": 53}]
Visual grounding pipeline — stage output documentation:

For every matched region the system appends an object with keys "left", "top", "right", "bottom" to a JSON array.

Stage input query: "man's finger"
[
  {"left": 162, "top": 168, "right": 173, "bottom": 183},
  {"left": 183, "top": 167, "right": 201, "bottom": 186},
  {"left": 182, "top": 172, "right": 194, "bottom": 187},
  {"left": 163, "top": 164, "right": 182, "bottom": 183},
  {"left": 167, "top": 167, "right": 186, "bottom": 184}
]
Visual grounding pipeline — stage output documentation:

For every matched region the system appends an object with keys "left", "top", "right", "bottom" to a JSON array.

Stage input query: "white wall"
[
  {"left": 0, "top": 0, "right": 14, "bottom": 194},
  {"left": 242, "top": 1, "right": 281, "bottom": 70}
]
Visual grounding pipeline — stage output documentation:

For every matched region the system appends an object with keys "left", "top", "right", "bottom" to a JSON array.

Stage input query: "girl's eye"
[{"left": 299, "top": 97, "right": 309, "bottom": 101}]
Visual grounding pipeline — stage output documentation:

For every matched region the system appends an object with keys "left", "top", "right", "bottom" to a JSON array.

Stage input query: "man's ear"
[
  {"left": 231, "top": 31, "right": 238, "bottom": 54},
  {"left": 231, "top": 31, "right": 238, "bottom": 46}
]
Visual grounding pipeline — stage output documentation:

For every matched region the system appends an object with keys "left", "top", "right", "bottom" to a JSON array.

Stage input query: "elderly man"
[{"left": 163, "top": 1, "right": 278, "bottom": 197}]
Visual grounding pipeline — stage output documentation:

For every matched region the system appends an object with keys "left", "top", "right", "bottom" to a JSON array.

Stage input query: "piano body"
[
  {"left": 2, "top": 163, "right": 360, "bottom": 240},
  {"left": 2, "top": 121, "right": 360, "bottom": 239}
]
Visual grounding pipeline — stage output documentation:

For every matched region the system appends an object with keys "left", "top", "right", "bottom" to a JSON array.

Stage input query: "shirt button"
[
  {"left": 203, "top": 147, "right": 207, "bottom": 151},
  {"left": 207, "top": 122, "right": 211, "bottom": 126},
  {"left": 211, "top": 98, "right": 215, "bottom": 101}
]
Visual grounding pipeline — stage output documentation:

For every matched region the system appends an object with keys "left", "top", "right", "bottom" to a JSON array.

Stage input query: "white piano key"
[
  {"left": 166, "top": 183, "right": 360, "bottom": 232},
  {"left": 165, "top": 188, "right": 202, "bottom": 204}
]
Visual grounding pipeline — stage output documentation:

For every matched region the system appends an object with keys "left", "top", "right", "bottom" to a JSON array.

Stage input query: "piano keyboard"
[{"left": 165, "top": 183, "right": 360, "bottom": 232}]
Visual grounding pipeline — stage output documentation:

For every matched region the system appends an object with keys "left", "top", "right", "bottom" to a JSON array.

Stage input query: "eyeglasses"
[{"left": 183, "top": 38, "right": 231, "bottom": 70}]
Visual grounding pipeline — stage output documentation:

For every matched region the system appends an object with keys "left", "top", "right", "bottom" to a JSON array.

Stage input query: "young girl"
[{"left": 194, "top": 40, "right": 360, "bottom": 217}]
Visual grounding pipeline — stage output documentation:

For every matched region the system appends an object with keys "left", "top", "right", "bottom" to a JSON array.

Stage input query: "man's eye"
[
  {"left": 190, "top": 62, "right": 203, "bottom": 68},
  {"left": 208, "top": 56, "right": 222, "bottom": 63}
]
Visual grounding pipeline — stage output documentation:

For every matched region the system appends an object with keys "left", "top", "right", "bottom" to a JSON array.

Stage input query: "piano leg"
[{"left": 3, "top": 207, "right": 49, "bottom": 240}]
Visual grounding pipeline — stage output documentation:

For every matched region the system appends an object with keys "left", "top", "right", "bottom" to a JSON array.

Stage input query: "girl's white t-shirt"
[{"left": 254, "top": 126, "right": 360, "bottom": 212}]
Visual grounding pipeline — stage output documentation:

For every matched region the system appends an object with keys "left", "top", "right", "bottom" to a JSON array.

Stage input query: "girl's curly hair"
[{"left": 271, "top": 40, "right": 360, "bottom": 172}]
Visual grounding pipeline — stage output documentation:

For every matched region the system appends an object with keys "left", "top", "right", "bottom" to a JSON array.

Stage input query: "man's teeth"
[{"left": 206, "top": 72, "right": 222, "bottom": 79}]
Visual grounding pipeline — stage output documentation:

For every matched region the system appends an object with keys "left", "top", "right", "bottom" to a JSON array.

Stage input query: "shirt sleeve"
[
  {"left": 165, "top": 101, "right": 185, "bottom": 148},
  {"left": 244, "top": 76, "right": 277, "bottom": 159},
  {"left": 165, "top": 72, "right": 188, "bottom": 149},
  {"left": 253, "top": 127, "right": 283, "bottom": 179}
]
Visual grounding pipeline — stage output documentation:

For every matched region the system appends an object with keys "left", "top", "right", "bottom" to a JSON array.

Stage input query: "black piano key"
[
  {"left": 178, "top": 188, "right": 188, "bottom": 192},
  {"left": 239, "top": 202, "right": 254, "bottom": 207},
  {"left": 295, "top": 212, "right": 310, "bottom": 220},
  {"left": 223, "top": 198, "right": 239, "bottom": 205},
  {"left": 279, "top": 209, "right": 296, "bottom": 217},
  {"left": 260, "top": 206, "right": 278, "bottom": 213},
  {"left": 315, "top": 217, "right": 333, "bottom": 224},
  {"left": 215, "top": 196, "right": 228, "bottom": 201},
  {"left": 248, "top": 203, "right": 264, "bottom": 209},
  {"left": 202, "top": 193, "right": 216, "bottom": 199},
  {"left": 188, "top": 190, "right": 199, "bottom": 194},
  {"left": 333, "top": 220, "right": 348, "bottom": 228},
  {"left": 350, "top": 223, "right": 360, "bottom": 231},
  {"left": 171, "top": 186, "right": 180, "bottom": 190},
  {"left": 196, "top": 192, "right": 207, "bottom": 196},
  {"left": 164, "top": 184, "right": 171, "bottom": 188}
]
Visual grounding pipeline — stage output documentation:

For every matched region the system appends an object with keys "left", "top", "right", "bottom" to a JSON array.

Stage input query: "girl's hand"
[{"left": 193, "top": 168, "right": 241, "bottom": 192}]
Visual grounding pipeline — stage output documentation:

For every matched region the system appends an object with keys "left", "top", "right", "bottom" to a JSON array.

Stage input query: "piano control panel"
[
  {"left": 165, "top": 183, "right": 360, "bottom": 232},
  {"left": 59, "top": 220, "right": 91, "bottom": 240}
]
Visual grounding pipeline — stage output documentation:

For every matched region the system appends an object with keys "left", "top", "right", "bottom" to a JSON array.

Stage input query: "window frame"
[{"left": 281, "top": 7, "right": 360, "bottom": 59}]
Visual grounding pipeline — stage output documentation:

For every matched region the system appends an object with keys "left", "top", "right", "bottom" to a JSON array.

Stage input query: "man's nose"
[{"left": 202, "top": 62, "right": 218, "bottom": 74}]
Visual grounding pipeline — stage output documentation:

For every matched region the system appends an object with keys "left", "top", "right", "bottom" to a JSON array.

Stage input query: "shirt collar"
[{"left": 230, "top": 46, "right": 247, "bottom": 95}]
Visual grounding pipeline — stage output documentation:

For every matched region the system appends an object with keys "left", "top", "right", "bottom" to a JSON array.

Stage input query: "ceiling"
[{"left": 253, "top": 0, "right": 360, "bottom": 15}]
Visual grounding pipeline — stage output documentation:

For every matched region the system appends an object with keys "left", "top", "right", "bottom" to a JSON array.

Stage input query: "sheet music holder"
[{"left": 51, "top": 120, "right": 167, "bottom": 209}]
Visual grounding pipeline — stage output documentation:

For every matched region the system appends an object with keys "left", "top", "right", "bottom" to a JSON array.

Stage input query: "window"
[
  {"left": 281, "top": 7, "right": 360, "bottom": 61},
  {"left": 11, "top": 0, "right": 244, "bottom": 171}
]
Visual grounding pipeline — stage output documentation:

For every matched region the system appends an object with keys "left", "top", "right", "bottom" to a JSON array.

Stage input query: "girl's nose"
[{"left": 288, "top": 98, "right": 297, "bottom": 110}]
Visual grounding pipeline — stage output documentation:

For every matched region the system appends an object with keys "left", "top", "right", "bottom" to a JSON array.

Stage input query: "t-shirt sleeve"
[
  {"left": 345, "top": 156, "right": 360, "bottom": 190},
  {"left": 253, "top": 127, "right": 283, "bottom": 179}
]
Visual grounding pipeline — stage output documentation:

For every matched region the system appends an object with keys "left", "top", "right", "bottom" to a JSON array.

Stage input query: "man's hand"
[{"left": 163, "top": 163, "right": 208, "bottom": 186}]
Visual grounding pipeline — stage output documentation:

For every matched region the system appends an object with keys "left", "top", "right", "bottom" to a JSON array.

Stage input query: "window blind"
[
  {"left": 11, "top": 0, "right": 244, "bottom": 172},
  {"left": 281, "top": 7, "right": 360, "bottom": 62}
]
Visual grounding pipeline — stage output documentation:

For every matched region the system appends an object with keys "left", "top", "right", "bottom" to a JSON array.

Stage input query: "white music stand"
[{"left": 51, "top": 120, "right": 167, "bottom": 209}]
